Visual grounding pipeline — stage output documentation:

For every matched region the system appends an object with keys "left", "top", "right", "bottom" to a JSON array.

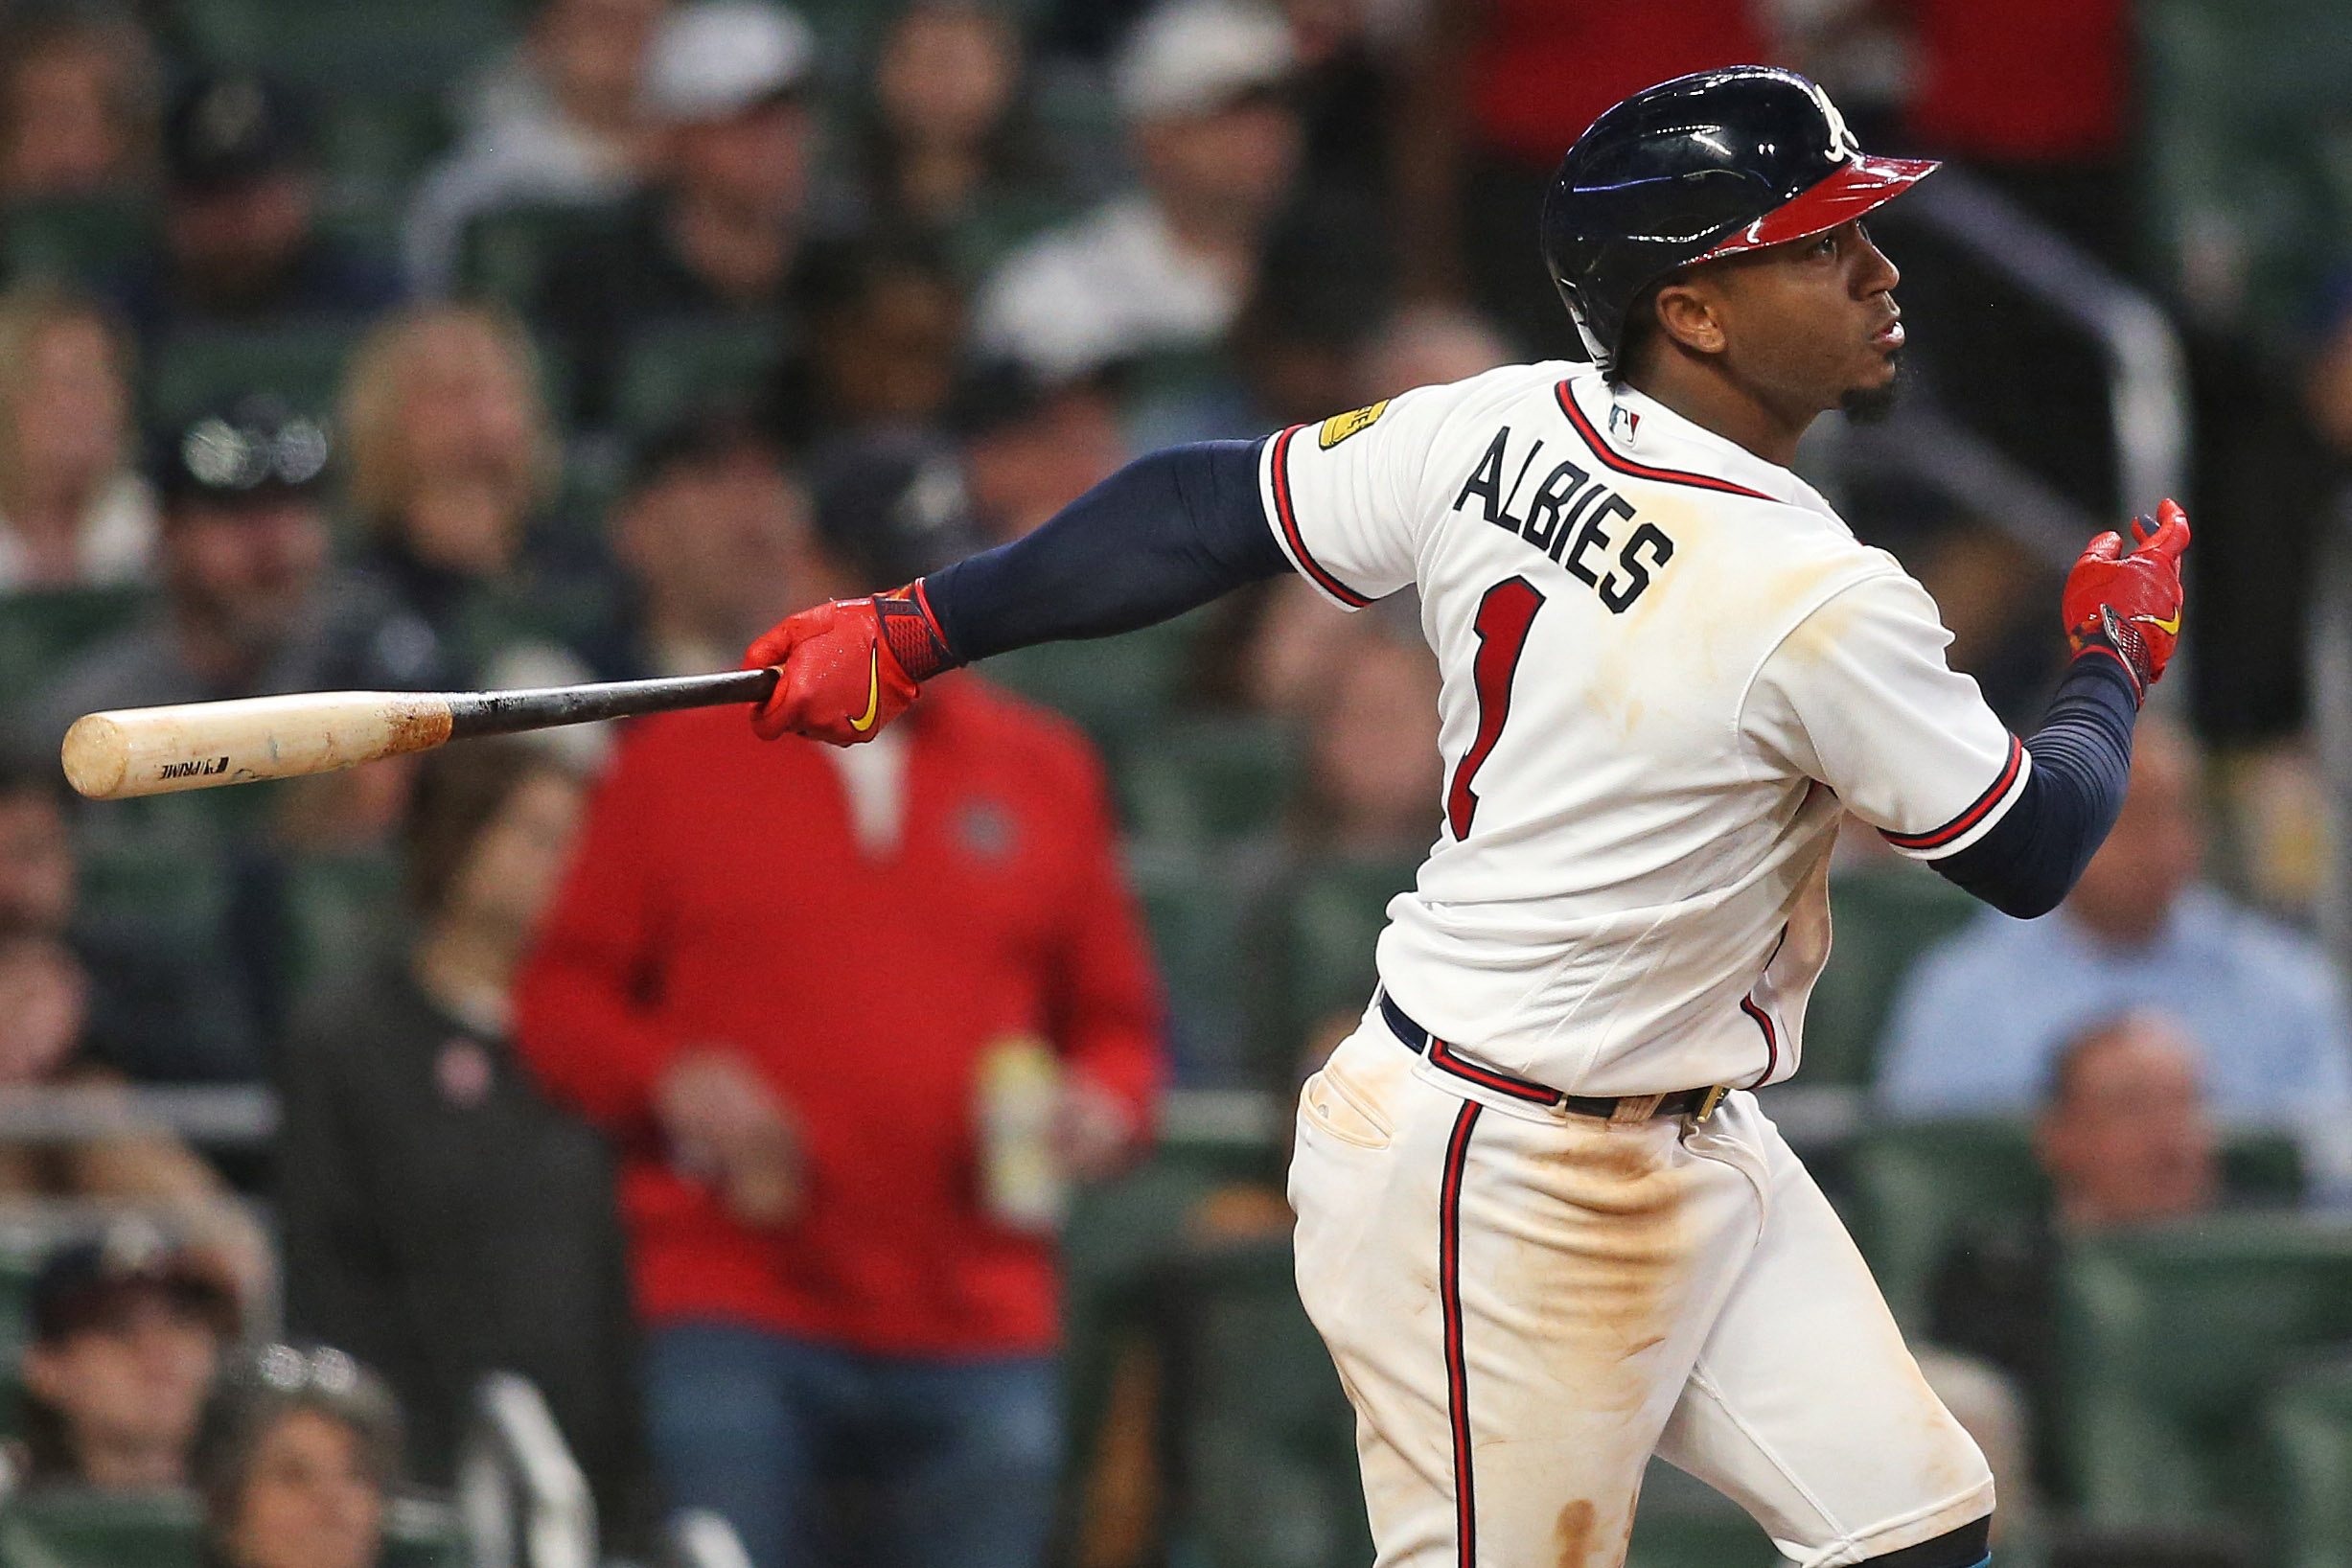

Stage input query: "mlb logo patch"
[{"left": 1608, "top": 404, "right": 1641, "bottom": 444}]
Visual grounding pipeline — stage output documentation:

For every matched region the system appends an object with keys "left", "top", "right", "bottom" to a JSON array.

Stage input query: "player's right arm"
[
  {"left": 1748, "top": 502, "right": 2187, "bottom": 919},
  {"left": 745, "top": 390, "right": 1442, "bottom": 744}
]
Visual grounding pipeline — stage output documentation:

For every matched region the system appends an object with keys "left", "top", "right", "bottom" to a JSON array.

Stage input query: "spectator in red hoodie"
[{"left": 515, "top": 428, "right": 1161, "bottom": 1568}]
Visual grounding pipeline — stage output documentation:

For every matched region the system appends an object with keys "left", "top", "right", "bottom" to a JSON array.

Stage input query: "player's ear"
[{"left": 1652, "top": 279, "right": 1727, "bottom": 358}]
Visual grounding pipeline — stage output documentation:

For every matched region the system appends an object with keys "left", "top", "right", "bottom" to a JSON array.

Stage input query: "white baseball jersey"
[{"left": 1258, "top": 361, "right": 2023, "bottom": 1095}]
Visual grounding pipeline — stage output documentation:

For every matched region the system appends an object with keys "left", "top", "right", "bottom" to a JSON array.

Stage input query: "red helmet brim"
[{"left": 1695, "top": 154, "right": 1940, "bottom": 261}]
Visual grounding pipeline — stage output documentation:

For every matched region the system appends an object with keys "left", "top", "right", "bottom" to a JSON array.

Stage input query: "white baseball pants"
[{"left": 1289, "top": 1016, "right": 1994, "bottom": 1568}]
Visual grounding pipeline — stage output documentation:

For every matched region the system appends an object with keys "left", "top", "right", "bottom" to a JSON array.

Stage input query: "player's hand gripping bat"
[{"left": 59, "top": 669, "right": 780, "bottom": 800}]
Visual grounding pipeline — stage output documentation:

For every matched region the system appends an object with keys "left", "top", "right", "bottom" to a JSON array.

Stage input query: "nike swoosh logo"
[
  {"left": 847, "top": 647, "right": 882, "bottom": 732},
  {"left": 2142, "top": 610, "right": 2183, "bottom": 635}
]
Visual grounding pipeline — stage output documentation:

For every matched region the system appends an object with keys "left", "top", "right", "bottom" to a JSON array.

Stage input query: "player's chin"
[{"left": 1838, "top": 348, "right": 1904, "bottom": 427}]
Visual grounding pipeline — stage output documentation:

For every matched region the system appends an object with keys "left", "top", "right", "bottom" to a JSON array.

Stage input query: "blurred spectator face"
[
  {"left": 1305, "top": 632, "right": 1441, "bottom": 850},
  {"left": 24, "top": 1287, "right": 224, "bottom": 1487},
  {"left": 670, "top": 96, "right": 811, "bottom": 223},
  {"left": 816, "top": 264, "right": 965, "bottom": 428},
  {"left": 876, "top": 2, "right": 1018, "bottom": 151},
  {"left": 0, "top": 935, "right": 85, "bottom": 1083},
  {"left": 219, "top": 1408, "right": 385, "bottom": 1568},
  {"left": 2306, "top": 308, "right": 2352, "bottom": 454},
  {"left": 617, "top": 440, "right": 808, "bottom": 651},
  {"left": 444, "top": 769, "right": 587, "bottom": 948},
  {"left": 0, "top": 784, "right": 73, "bottom": 936},
  {"left": 167, "top": 173, "right": 315, "bottom": 308},
  {"left": 2036, "top": 1013, "right": 2218, "bottom": 1230},
  {"left": 4, "top": 308, "right": 134, "bottom": 510},
  {"left": 344, "top": 308, "right": 550, "bottom": 573},
  {"left": 1245, "top": 574, "right": 1354, "bottom": 716},
  {"left": 534, "top": 0, "right": 668, "bottom": 132},
  {"left": 163, "top": 496, "right": 330, "bottom": 657},
  {"left": 2064, "top": 716, "right": 2202, "bottom": 946},
  {"left": 962, "top": 384, "right": 1126, "bottom": 542},
  {"left": 0, "top": 23, "right": 154, "bottom": 197},
  {"left": 1355, "top": 304, "right": 1512, "bottom": 403},
  {"left": 1135, "top": 92, "right": 1300, "bottom": 231}
]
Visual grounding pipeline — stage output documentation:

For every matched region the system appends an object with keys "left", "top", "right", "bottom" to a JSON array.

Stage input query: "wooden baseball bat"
[{"left": 59, "top": 668, "right": 781, "bottom": 801}]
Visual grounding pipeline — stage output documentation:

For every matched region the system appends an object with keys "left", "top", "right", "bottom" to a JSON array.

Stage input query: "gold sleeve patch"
[{"left": 1317, "top": 400, "right": 1390, "bottom": 449}]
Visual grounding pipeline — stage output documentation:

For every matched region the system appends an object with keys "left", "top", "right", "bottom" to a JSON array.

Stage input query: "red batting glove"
[
  {"left": 744, "top": 583, "right": 957, "bottom": 745},
  {"left": 2062, "top": 497, "right": 2190, "bottom": 703}
]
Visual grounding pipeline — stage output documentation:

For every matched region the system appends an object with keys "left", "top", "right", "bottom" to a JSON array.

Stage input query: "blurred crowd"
[{"left": 0, "top": 0, "right": 2339, "bottom": 1563}]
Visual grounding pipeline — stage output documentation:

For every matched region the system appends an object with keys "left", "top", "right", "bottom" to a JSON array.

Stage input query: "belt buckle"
[{"left": 1691, "top": 1085, "right": 1730, "bottom": 1123}]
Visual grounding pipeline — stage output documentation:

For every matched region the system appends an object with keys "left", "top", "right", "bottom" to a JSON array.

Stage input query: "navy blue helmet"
[{"left": 1539, "top": 66, "right": 1937, "bottom": 375}]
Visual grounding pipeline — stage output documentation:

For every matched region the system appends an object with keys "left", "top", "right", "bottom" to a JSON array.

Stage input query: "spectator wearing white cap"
[
  {"left": 972, "top": 0, "right": 1301, "bottom": 380},
  {"left": 403, "top": 0, "right": 672, "bottom": 296},
  {"left": 533, "top": 0, "right": 827, "bottom": 428}
]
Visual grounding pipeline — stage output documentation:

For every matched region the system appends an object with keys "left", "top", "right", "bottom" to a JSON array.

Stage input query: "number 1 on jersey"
[{"left": 1447, "top": 577, "right": 1545, "bottom": 840}]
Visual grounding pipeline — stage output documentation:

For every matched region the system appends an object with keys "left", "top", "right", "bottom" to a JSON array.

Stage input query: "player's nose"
[{"left": 1852, "top": 225, "right": 1900, "bottom": 297}]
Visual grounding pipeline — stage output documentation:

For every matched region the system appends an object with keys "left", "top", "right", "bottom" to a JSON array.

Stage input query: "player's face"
[{"left": 1689, "top": 220, "right": 1905, "bottom": 425}]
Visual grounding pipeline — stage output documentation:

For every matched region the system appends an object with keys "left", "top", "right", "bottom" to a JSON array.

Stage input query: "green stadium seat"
[
  {"left": 0, "top": 1488, "right": 204, "bottom": 1568},
  {"left": 282, "top": 850, "right": 404, "bottom": 1010},
  {"left": 1157, "top": 1236, "right": 1371, "bottom": 1568},
  {"left": 2267, "top": 1357, "right": 2352, "bottom": 1568},
  {"left": 1849, "top": 1118, "right": 2045, "bottom": 1337},
  {"left": 1118, "top": 718, "right": 1299, "bottom": 846},
  {"left": 315, "top": 93, "right": 454, "bottom": 245},
  {"left": 1626, "top": 1460, "right": 1777, "bottom": 1567},
  {"left": 1853, "top": 1121, "right": 2309, "bottom": 1340},
  {"left": 2058, "top": 1214, "right": 2352, "bottom": 1530},
  {"left": 1801, "top": 866, "right": 1981, "bottom": 1088},
  {"left": 611, "top": 317, "right": 787, "bottom": 435},
  {"left": 1125, "top": 842, "right": 1268, "bottom": 1088},
  {"left": 0, "top": 197, "right": 151, "bottom": 288},
  {"left": 1255, "top": 852, "right": 1420, "bottom": 1077},
  {"left": 979, "top": 612, "right": 1205, "bottom": 751},
  {"left": 454, "top": 203, "right": 631, "bottom": 314},
  {"left": 2139, "top": 0, "right": 2352, "bottom": 353},
  {"left": 0, "top": 588, "right": 148, "bottom": 731},
  {"left": 147, "top": 326, "right": 363, "bottom": 427},
  {"left": 175, "top": 0, "right": 520, "bottom": 97}
]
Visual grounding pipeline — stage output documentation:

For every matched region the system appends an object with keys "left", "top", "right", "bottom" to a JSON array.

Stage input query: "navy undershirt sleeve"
[
  {"left": 922, "top": 439, "right": 1291, "bottom": 663},
  {"left": 1929, "top": 653, "right": 2140, "bottom": 919}
]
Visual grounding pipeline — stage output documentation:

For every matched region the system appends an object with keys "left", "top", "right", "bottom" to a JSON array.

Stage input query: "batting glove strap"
[
  {"left": 2068, "top": 605, "right": 2149, "bottom": 707},
  {"left": 877, "top": 582, "right": 959, "bottom": 683}
]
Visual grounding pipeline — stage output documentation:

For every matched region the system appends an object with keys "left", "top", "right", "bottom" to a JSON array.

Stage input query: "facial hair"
[{"left": 1839, "top": 349, "right": 1904, "bottom": 426}]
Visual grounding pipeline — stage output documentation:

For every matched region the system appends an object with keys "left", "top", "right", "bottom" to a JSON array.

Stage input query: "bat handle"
[{"left": 445, "top": 667, "right": 781, "bottom": 739}]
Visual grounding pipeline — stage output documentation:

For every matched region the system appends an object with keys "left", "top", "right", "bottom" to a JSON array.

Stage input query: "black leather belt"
[{"left": 1379, "top": 991, "right": 1728, "bottom": 1123}]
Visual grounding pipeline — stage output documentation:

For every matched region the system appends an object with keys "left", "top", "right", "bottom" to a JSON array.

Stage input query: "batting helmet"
[{"left": 1539, "top": 65, "right": 1938, "bottom": 376}]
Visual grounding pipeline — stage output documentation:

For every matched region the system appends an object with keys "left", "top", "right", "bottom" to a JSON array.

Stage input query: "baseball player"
[{"left": 742, "top": 66, "right": 2186, "bottom": 1568}]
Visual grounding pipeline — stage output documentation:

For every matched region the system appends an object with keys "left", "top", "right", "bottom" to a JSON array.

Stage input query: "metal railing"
[{"left": 456, "top": 1372, "right": 597, "bottom": 1568}]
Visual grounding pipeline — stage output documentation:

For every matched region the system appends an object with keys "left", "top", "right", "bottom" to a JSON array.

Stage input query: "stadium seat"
[
  {"left": 2058, "top": 1214, "right": 2352, "bottom": 1530},
  {"left": 2139, "top": 0, "right": 2352, "bottom": 351},
  {"left": 2267, "top": 1356, "right": 2352, "bottom": 1568},
  {"left": 454, "top": 203, "right": 632, "bottom": 314},
  {"left": 611, "top": 316, "right": 789, "bottom": 436},
  {"left": 980, "top": 613, "right": 1206, "bottom": 751},
  {"left": 1254, "top": 852, "right": 1420, "bottom": 1079},
  {"left": 1118, "top": 718, "right": 1299, "bottom": 846},
  {"left": 1626, "top": 1460, "right": 1777, "bottom": 1567},
  {"left": 0, "top": 1489, "right": 203, "bottom": 1568},
  {"left": 314, "top": 93, "right": 453, "bottom": 250},
  {"left": 1124, "top": 842, "right": 1272, "bottom": 1090},
  {"left": 1156, "top": 1236, "right": 1371, "bottom": 1568},
  {"left": 0, "top": 588, "right": 148, "bottom": 732},
  {"left": 1849, "top": 1118, "right": 2045, "bottom": 1337},
  {"left": 1854, "top": 1122, "right": 2310, "bottom": 1340},
  {"left": 0, "top": 197, "right": 151, "bottom": 288},
  {"left": 146, "top": 326, "right": 363, "bottom": 427},
  {"left": 174, "top": 0, "right": 521, "bottom": 97},
  {"left": 1800, "top": 866, "right": 1982, "bottom": 1088}
]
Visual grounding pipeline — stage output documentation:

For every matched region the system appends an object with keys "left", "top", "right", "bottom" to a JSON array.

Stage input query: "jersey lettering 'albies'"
[{"left": 1258, "top": 362, "right": 2028, "bottom": 1097}]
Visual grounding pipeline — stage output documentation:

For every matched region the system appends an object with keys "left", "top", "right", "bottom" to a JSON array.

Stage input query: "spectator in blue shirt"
[{"left": 1877, "top": 715, "right": 2352, "bottom": 1194}]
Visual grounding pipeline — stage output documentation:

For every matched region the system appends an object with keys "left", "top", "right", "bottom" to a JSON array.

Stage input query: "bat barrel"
[{"left": 445, "top": 667, "right": 779, "bottom": 738}]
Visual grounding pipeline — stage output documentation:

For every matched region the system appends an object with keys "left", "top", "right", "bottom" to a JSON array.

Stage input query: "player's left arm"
[{"left": 1747, "top": 502, "right": 2187, "bottom": 919}]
